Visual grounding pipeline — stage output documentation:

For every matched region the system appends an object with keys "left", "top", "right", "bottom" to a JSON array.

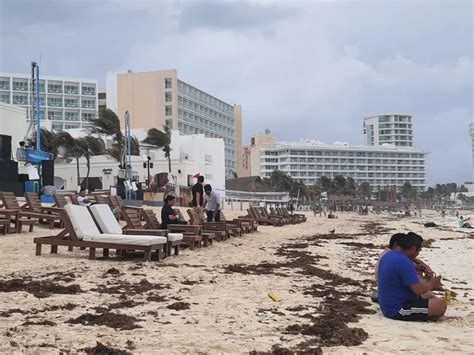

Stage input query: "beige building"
[{"left": 106, "top": 70, "right": 242, "bottom": 179}]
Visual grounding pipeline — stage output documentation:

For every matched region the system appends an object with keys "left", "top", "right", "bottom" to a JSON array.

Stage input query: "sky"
[{"left": 0, "top": 0, "right": 472, "bottom": 185}]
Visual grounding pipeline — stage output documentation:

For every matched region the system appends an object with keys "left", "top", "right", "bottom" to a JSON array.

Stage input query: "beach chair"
[
  {"left": 24, "top": 192, "right": 63, "bottom": 227},
  {"left": 272, "top": 207, "right": 298, "bottom": 224},
  {"left": 121, "top": 207, "right": 183, "bottom": 257},
  {"left": 0, "top": 217, "right": 10, "bottom": 234},
  {"left": 249, "top": 207, "right": 283, "bottom": 226},
  {"left": 259, "top": 207, "right": 290, "bottom": 225},
  {"left": 280, "top": 207, "right": 306, "bottom": 223},
  {"left": 236, "top": 213, "right": 258, "bottom": 232},
  {"left": 218, "top": 210, "right": 252, "bottom": 234},
  {"left": 186, "top": 208, "right": 237, "bottom": 240},
  {"left": 53, "top": 194, "right": 71, "bottom": 208},
  {"left": 142, "top": 210, "right": 206, "bottom": 249},
  {"left": 169, "top": 208, "right": 218, "bottom": 244},
  {"left": 34, "top": 204, "right": 167, "bottom": 261},
  {"left": 0, "top": 192, "right": 43, "bottom": 232}
]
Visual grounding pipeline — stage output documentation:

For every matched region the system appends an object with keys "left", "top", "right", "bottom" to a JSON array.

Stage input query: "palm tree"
[
  {"left": 142, "top": 126, "right": 172, "bottom": 173},
  {"left": 55, "top": 131, "right": 85, "bottom": 188},
  {"left": 89, "top": 109, "right": 139, "bottom": 169},
  {"left": 359, "top": 182, "right": 372, "bottom": 200},
  {"left": 76, "top": 136, "right": 105, "bottom": 190},
  {"left": 317, "top": 176, "right": 333, "bottom": 195}
]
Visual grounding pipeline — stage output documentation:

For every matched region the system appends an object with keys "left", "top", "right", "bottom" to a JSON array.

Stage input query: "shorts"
[{"left": 392, "top": 299, "right": 429, "bottom": 322}]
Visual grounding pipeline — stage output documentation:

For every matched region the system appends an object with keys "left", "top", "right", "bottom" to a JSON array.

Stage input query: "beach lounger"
[
  {"left": 259, "top": 207, "right": 290, "bottom": 225},
  {"left": 24, "top": 192, "right": 63, "bottom": 227},
  {"left": 121, "top": 207, "right": 183, "bottom": 257},
  {"left": 0, "top": 192, "right": 43, "bottom": 231},
  {"left": 34, "top": 204, "right": 167, "bottom": 261},
  {"left": 280, "top": 207, "right": 306, "bottom": 223},
  {"left": 272, "top": 207, "right": 299, "bottom": 224},
  {"left": 142, "top": 210, "right": 207, "bottom": 249},
  {"left": 248, "top": 207, "right": 283, "bottom": 226},
  {"left": 186, "top": 208, "right": 233, "bottom": 240},
  {"left": 53, "top": 194, "right": 72, "bottom": 208}
]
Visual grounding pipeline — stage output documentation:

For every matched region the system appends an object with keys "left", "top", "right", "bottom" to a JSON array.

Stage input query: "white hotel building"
[
  {"left": 249, "top": 131, "right": 428, "bottom": 192},
  {"left": 0, "top": 72, "right": 98, "bottom": 131}
]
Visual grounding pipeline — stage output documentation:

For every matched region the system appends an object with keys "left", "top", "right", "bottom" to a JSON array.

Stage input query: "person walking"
[{"left": 203, "top": 184, "right": 221, "bottom": 222}]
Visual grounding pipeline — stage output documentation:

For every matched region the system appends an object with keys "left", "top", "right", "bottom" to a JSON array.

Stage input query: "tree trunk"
[
  {"left": 168, "top": 155, "right": 171, "bottom": 173},
  {"left": 86, "top": 156, "right": 90, "bottom": 191},
  {"left": 76, "top": 157, "right": 81, "bottom": 189}
]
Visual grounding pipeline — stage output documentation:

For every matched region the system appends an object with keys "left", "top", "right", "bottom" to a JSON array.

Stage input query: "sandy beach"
[{"left": 0, "top": 209, "right": 472, "bottom": 354}]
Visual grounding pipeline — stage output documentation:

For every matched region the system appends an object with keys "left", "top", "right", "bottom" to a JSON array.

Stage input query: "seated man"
[
  {"left": 458, "top": 216, "right": 472, "bottom": 228},
  {"left": 378, "top": 233, "right": 446, "bottom": 321},
  {"left": 373, "top": 232, "right": 434, "bottom": 302},
  {"left": 161, "top": 195, "right": 187, "bottom": 229},
  {"left": 77, "top": 189, "right": 93, "bottom": 207}
]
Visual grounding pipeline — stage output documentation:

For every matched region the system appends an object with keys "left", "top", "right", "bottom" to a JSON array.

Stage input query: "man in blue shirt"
[{"left": 378, "top": 233, "right": 446, "bottom": 321}]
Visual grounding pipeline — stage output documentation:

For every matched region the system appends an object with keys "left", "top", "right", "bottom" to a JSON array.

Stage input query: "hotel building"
[
  {"left": 249, "top": 129, "right": 428, "bottom": 192},
  {"left": 106, "top": 70, "right": 242, "bottom": 179},
  {"left": 363, "top": 114, "right": 413, "bottom": 147},
  {"left": 0, "top": 72, "right": 98, "bottom": 131}
]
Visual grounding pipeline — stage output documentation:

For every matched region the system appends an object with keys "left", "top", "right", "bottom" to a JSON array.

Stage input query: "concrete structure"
[
  {"left": 54, "top": 129, "right": 225, "bottom": 193},
  {"left": 0, "top": 103, "right": 27, "bottom": 152},
  {"left": 364, "top": 114, "right": 413, "bottom": 147},
  {"left": 0, "top": 72, "right": 98, "bottom": 131},
  {"left": 106, "top": 70, "right": 240, "bottom": 179},
  {"left": 249, "top": 131, "right": 428, "bottom": 192},
  {"left": 470, "top": 121, "right": 474, "bottom": 182}
]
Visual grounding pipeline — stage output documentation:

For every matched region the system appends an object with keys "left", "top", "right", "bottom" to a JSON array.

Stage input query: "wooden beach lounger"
[
  {"left": 0, "top": 192, "right": 44, "bottom": 232},
  {"left": 259, "top": 207, "right": 290, "bottom": 225},
  {"left": 142, "top": 210, "right": 206, "bottom": 249},
  {"left": 34, "top": 204, "right": 167, "bottom": 261},
  {"left": 248, "top": 207, "right": 283, "bottom": 226},
  {"left": 121, "top": 207, "right": 183, "bottom": 257}
]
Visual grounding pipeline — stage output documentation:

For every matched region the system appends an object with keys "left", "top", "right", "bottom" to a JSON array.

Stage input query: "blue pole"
[{"left": 36, "top": 66, "right": 41, "bottom": 151}]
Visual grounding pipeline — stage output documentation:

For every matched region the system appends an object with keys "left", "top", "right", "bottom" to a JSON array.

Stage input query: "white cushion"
[
  {"left": 82, "top": 233, "right": 167, "bottom": 246},
  {"left": 89, "top": 204, "right": 123, "bottom": 235},
  {"left": 65, "top": 204, "right": 100, "bottom": 240},
  {"left": 167, "top": 233, "right": 183, "bottom": 242}
]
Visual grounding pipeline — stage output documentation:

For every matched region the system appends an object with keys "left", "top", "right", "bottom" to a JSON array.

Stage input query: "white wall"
[
  {"left": 0, "top": 103, "right": 27, "bottom": 155},
  {"left": 53, "top": 129, "right": 226, "bottom": 193},
  {"left": 105, "top": 71, "right": 119, "bottom": 114}
]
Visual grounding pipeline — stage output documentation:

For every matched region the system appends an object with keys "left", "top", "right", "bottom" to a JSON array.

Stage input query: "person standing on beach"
[
  {"left": 203, "top": 184, "right": 221, "bottom": 222},
  {"left": 191, "top": 176, "right": 204, "bottom": 208},
  {"left": 378, "top": 233, "right": 446, "bottom": 321}
]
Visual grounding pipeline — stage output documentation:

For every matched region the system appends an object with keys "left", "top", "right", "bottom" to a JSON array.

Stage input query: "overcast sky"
[{"left": 1, "top": 0, "right": 472, "bottom": 185}]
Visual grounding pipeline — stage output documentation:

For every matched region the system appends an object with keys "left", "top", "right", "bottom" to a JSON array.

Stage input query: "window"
[
  {"left": 82, "top": 86, "right": 96, "bottom": 96},
  {"left": 65, "top": 111, "right": 79, "bottom": 121},
  {"left": 165, "top": 78, "right": 172, "bottom": 89},
  {"left": 48, "top": 97, "right": 62, "bottom": 107},
  {"left": 65, "top": 124, "right": 80, "bottom": 129},
  {"left": 48, "top": 83, "right": 62, "bottom": 93},
  {"left": 82, "top": 112, "right": 95, "bottom": 121},
  {"left": 165, "top": 119, "right": 173, "bottom": 128},
  {"left": 48, "top": 110, "right": 62, "bottom": 120},
  {"left": 98, "top": 92, "right": 106, "bottom": 99},
  {"left": 52, "top": 123, "right": 63, "bottom": 131},
  {"left": 64, "top": 85, "right": 79, "bottom": 94},
  {"left": 82, "top": 99, "right": 95, "bottom": 109},
  {"left": 64, "top": 98, "right": 79, "bottom": 108},
  {"left": 12, "top": 81, "right": 28, "bottom": 91},
  {"left": 12, "top": 94, "right": 28, "bottom": 105},
  {"left": 0, "top": 79, "right": 9, "bottom": 90},
  {"left": 0, "top": 93, "right": 10, "bottom": 104},
  {"left": 165, "top": 105, "right": 172, "bottom": 116},
  {"left": 165, "top": 92, "right": 172, "bottom": 102}
]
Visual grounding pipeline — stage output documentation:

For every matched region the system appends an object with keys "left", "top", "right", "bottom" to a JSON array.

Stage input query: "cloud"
[{"left": 0, "top": 0, "right": 472, "bottom": 184}]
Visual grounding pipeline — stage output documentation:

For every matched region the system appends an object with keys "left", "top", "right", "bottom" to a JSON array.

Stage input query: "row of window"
[
  {"left": 179, "top": 109, "right": 234, "bottom": 137},
  {"left": 177, "top": 122, "right": 236, "bottom": 149},
  {"left": 264, "top": 150, "right": 424, "bottom": 159},
  {"left": 178, "top": 81, "right": 233, "bottom": 114},
  {"left": 4, "top": 93, "right": 96, "bottom": 108},
  {"left": 378, "top": 115, "right": 411, "bottom": 123},
  {"left": 178, "top": 96, "right": 234, "bottom": 125},
  {"left": 0, "top": 79, "right": 96, "bottom": 95},
  {"left": 263, "top": 164, "right": 425, "bottom": 171},
  {"left": 262, "top": 156, "right": 425, "bottom": 165}
]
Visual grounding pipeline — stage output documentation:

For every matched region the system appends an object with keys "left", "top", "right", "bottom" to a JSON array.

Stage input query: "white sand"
[{"left": 0, "top": 209, "right": 472, "bottom": 354}]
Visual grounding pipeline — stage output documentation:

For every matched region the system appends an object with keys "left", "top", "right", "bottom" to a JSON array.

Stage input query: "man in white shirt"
[
  {"left": 203, "top": 184, "right": 221, "bottom": 222},
  {"left": 77, "top": 189, "right": 92, "bottom": 207}
]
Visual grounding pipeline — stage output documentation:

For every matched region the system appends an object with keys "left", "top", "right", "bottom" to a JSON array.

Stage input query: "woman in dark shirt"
[{"left": 161, "top": 195, "right": 187, "bottom": 229}]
